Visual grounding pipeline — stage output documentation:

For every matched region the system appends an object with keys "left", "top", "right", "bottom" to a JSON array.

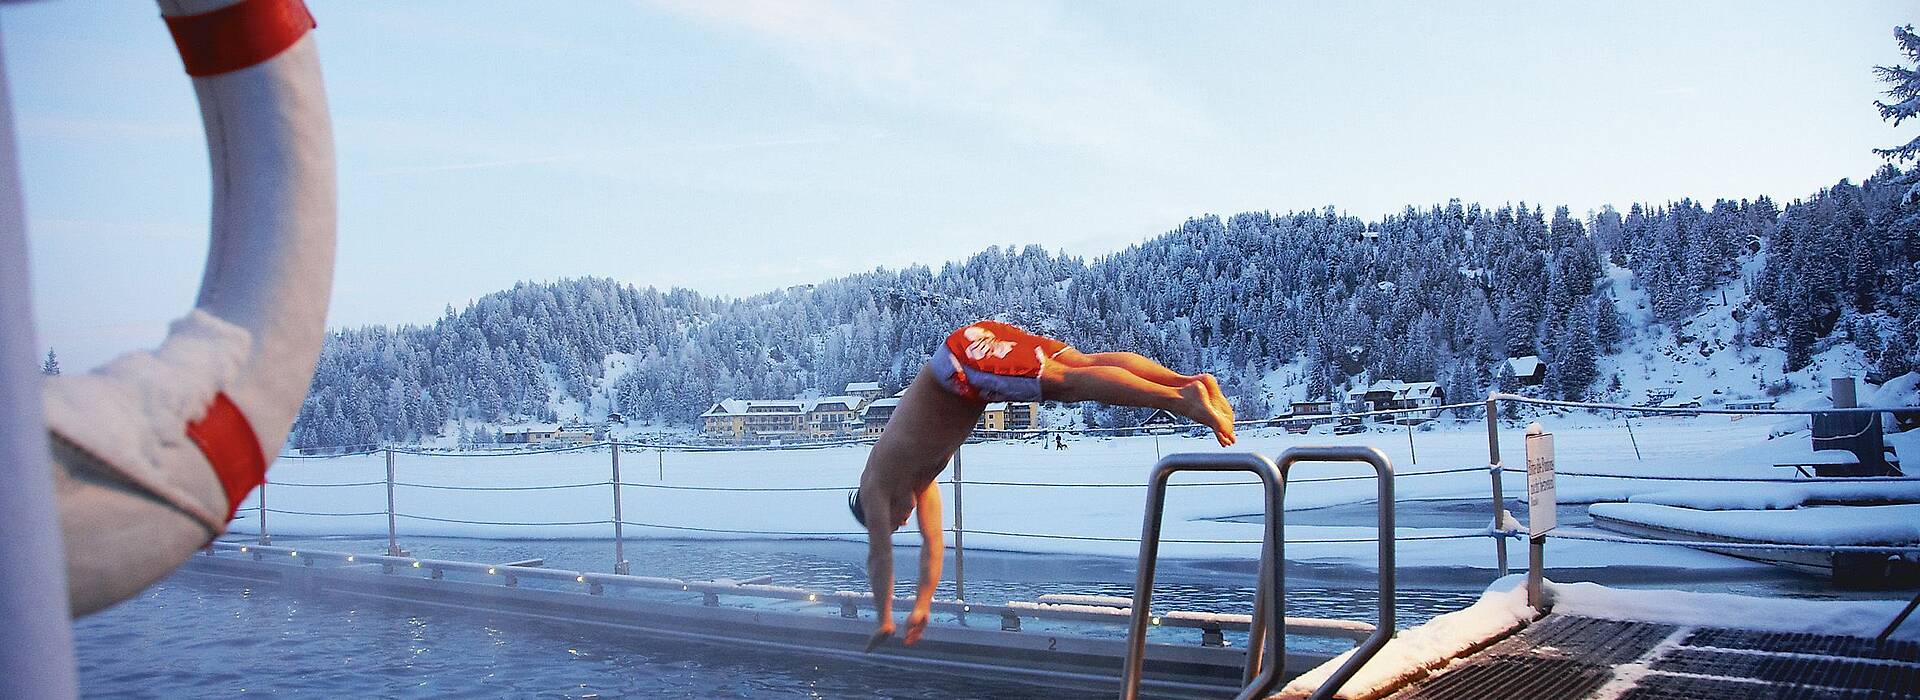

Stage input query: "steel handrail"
[
  {"left": 1120, "top": 452, "right": 1285, "bottom": 700},
  {"left": 1118, "top": 447, "right": 1397, "bottom": 700},
  {"left": 1268, "top": 446, "right": 1397, "bottom": 700}
]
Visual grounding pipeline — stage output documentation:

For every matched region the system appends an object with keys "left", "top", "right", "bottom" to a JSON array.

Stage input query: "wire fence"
[{"left": 244, "top": 394, "right": 1920, "bottom": 595}]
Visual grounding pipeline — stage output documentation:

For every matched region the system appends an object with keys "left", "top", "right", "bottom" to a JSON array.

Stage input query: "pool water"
[{"left": 73, "top": 537, "right": 1479, "bottom": 698}]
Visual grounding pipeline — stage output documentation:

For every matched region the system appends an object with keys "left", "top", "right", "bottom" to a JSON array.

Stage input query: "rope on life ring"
[{"left": 41, "top": 0, "right": 334, "bottom": 616}]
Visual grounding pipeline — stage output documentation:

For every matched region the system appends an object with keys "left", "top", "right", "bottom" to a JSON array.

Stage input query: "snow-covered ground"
[{"left": 241, "top": 412, "right": 1915, "bottom": 580}]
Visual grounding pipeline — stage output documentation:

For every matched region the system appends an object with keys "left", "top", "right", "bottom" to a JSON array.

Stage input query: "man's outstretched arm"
[
  {"left": 905, "top": 480, "right": 944, "bottom": 645},
  {"left": 863, "top": 497, "right": 898, "bottom": 651}
]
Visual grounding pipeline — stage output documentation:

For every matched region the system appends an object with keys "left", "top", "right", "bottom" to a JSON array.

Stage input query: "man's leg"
[
  {"left": 1056, "top": 349, "right": 1234, "bottom": 431},
  {"left": 1061, "top": 349, "right": 1197, "bottom": 388},
  {"left": 1042, "top": 362, "right": 1235, "bottom": 446}
]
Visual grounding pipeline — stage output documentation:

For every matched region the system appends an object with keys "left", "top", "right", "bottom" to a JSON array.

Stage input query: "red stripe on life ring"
[
  {"left": 185, "top": 392, "right": 268, "bottom": 520},
  {"left": 164, "top": 0, "right": 316, "bottom": 77}
]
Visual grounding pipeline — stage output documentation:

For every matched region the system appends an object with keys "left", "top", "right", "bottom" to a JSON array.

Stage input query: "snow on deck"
[
  {"left": 1627, "top": 480, "right": 1920, "bottom": 510},
  {"left": 1588, "top": 502, "right": 1920, "bottom": 545}
]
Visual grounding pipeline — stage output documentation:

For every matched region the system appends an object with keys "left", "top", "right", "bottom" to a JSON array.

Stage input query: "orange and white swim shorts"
[{"left": 929, "top": 320, "right": 1071, "bottom": 402}]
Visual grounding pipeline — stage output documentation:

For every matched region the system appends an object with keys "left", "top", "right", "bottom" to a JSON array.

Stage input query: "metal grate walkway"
[{"left": 1385, "top": 615, "right": 1920, "bottom": 700}]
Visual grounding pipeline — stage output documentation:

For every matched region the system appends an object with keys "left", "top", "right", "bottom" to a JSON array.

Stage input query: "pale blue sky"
[{"left": 4, "top": 1, "right": 1910, "bottom": 370}]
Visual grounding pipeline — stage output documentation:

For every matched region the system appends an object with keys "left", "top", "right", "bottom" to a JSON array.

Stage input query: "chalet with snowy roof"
[
  {"left": 500, "top": 426, "right": 558, "bottom": 444},
  {"left": 553, "top": 423, "right": 598, "bottom": 444},
  {"left": 861, "top": 397, "right": 902, "bottom": 436},
  {"left": 1640, "top": 387, "right": 1679, "bottom": 407},
  {"left": 1657, "top": 395, "right": 1702, "bottom": 410},
  {"left": 1725, "top": 399, "right": 1776, "bottom": 411},
  {"left": 1280, "top": 400, "right": 1337, "bottom": 434},
  {"left": 1136, "top": 409, "right": 1189, "bottom": 433},
  {"left": 1289, "top": 400, "right": 1336, "bottom": 417},
  {"left": 1346, "top": 379, "right": 1446, "bottom": 422},
  {"left": 699, "top": 399, "right": 805, "bottom": 442},
  {"left": 1504, "top": 355, "right": 1546, "bottom": 386},
  {"left": 702, "top": 388, "right": 906, "bottom": 443},
  {"left": 978, "top": 403, "right": 1011, "bottom": 431},
  {"left": 807, "top": 396, "right": 862, "bottom": 436},
  {"left": 844, "top": 381, "right": 886, "bottom": 404}
]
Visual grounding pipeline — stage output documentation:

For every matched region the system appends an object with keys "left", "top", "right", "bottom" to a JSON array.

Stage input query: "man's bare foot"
[
  {"left": 1178, "top": 382, "right": 1236, "bottom": 447},
  {"left": 1194, "top": 374, "right": 1236, "bottom": 445},
  {"left": 1196, "top": 373, "right": 1233, "bottom": 426}
]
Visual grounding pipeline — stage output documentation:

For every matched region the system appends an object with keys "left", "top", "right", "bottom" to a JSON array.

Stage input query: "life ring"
[{"left": 41, "top": 0, "right": 334, "bottom": 616}]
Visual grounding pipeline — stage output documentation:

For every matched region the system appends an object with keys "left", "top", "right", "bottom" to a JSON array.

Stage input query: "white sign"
[{"left": 1525, "top": 427, "right": 1556, "bottom": 536}]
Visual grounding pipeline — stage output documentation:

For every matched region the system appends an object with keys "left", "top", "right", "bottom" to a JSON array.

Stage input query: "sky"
[{"left": 2, "top": 1, "right": 1912, "bottom": 371}]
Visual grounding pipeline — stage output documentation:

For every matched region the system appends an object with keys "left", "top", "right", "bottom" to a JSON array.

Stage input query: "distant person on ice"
[{"left": 850, "top": 320, "right": 1234, "bottom": 650}]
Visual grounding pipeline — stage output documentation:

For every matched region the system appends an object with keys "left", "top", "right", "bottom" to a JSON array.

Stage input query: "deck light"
[
  {"left": 412, "top": 561, "right": 421, "bottom": 568},
  {"left": 487, "top": 567, "right": 496, "bottom": 575},
  {"left": 239, "top": 546, "right": 248, "bottom": 553},
  {"left": 576, "top": 576, "right": 586, "bottom": 583},
  {"left": 289, "top": 551, "right": 298, "bottom": 557},
  {"left": 345, "top": 555, "right": 354, "bottom": 562},
  {"left": 807, "top": 594, "right": 817, "bottom": 601},
  {"left": 1150, "top": 617, "right": 1161, "bottom": 626}
]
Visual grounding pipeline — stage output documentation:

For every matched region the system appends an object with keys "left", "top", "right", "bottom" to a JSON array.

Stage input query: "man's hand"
[
  {"left": 903, "top": 607, "right": 930, "bottom": 645},
  {"left": 864, "top": 620, "right": 895, "bottom": 653}
]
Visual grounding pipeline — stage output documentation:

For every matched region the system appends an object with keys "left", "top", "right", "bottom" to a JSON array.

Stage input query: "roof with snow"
[
  {"left": 500, "top": 424, "right": 559, "bottom": 435},
  {"left": 809, "top": 396, "right": 861, "bottom": 412},
  {"left": 844, "top": 381, "right": 882, "bottom": 393},
  {"left": 1505, "top": 355, "right": 1543, "bottom": 377},
  {"left": 1347, "top": 379, "right": 1442, "bottom": 401},
  {"left": 703, "top": 397, "right": 868, "bottom": 417},
  {"left": 862, "top": 397, "right": 901, "bottom": 416},
  {"left": 1658, "top": 395, "right": 1703, "bottom": 408}
]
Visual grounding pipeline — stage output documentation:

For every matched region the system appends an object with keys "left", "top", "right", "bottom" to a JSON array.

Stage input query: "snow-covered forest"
[{"left": 288, "top": 167, "right": 1920, "bottom": 450}]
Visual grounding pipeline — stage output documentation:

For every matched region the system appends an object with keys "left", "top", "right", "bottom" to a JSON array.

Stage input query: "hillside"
[{"left": 289, "top": 168, "right": 1920, "bottom": 449}]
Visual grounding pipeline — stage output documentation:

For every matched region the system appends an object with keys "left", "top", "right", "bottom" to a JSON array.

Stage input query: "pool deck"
[{"left": 1300, "top": 613, "right": 1920, "bottom": 699}]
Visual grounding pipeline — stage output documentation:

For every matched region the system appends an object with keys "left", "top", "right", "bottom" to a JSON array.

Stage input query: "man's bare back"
[{"left": 853, "top": 322, "right": 1234, "bottom": 650}]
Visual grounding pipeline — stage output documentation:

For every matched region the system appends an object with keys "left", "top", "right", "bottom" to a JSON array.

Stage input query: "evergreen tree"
[
  {"left": 41, "top": 349, "right": 59, "bottom": 376},
  {"left": 1874, "top": 25, "right": 1920, "bottom": 162}
]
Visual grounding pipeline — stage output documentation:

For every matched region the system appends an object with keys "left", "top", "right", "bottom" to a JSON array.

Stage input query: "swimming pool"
[{"left": 74, "top": 537, "right": 1478, "bottom": 698}]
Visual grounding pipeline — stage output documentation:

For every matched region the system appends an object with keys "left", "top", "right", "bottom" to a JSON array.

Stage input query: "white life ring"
[{"left": 41, "top": 0, "right": 334, "bottom": 616}]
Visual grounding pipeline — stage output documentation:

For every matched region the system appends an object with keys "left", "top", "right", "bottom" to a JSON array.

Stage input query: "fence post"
[
  {"left": 612, "top": 442, "right": 629, "bottom": 575},
  {"left": 257, "top": 478, "right": 270, "bottom": 545},
  {"left": 1485, "top": 396, "right": 1509, "bottom": 575},
  {"left": 1406, "top": 420, "right": 1417, "bottom": 465},
  {"left": 1622, "top": 412, "right": 1643, "bottom": 460},
  {"left": 952, "top": 446, "right": 966, "bottom": 602},
  {"left": 385, "top": 445, "right": 403, "bottom": 556}
]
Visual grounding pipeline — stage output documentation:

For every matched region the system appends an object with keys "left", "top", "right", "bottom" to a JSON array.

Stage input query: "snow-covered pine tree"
[
  {"left": 1874, "top": 25, "right": 1920, "bottom": 163},
  {"left": 41, "top": 349, "right": 58, "bottom": 376}
]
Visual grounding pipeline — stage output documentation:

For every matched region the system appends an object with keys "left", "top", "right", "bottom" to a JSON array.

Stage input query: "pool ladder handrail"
[{"left": 1120, "top": 446, "right": 1397, "bottom": 700}]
